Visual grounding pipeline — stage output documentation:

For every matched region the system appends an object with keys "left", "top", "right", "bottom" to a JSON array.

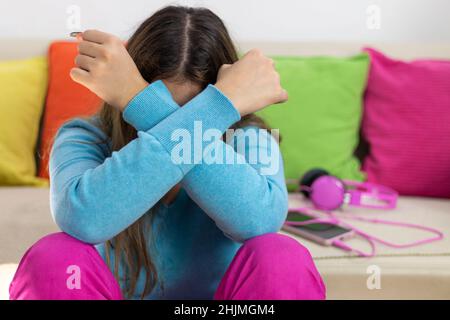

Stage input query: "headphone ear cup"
[
  {"left": 310, "top": 176, "right": 346, "bottom": 210},
  {"left": 300, "top": 168, "right": 330, "bottom": 197}
]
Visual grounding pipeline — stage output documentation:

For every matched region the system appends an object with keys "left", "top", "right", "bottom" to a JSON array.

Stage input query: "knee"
[
  {"left": 241, "top": 233, "right": 326, "bottom": 299},
  {"left": 19, "top": 232, "right": 94, "bottom": 270},
  {"left": 10, "top": 232, "right": 122, "bottom": 300},
  {"left": 9, "top": 232, "right": 96, "bottom": 298}
]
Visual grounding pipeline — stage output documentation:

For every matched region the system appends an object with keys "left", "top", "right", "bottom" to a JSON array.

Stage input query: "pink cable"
[
  {"left": 285, "top": 207, "right": 444, "bottom": 257},
  {"left": 330, "top": 212, "right": 444, "bottom": 248},
  {"left": 333, "top": 239, "right": 376, "bottom": 257}
]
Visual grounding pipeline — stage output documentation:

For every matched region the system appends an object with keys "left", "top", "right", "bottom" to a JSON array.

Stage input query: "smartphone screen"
[{"left": 286, "top": 211, "right": 351, "bottom": 240}]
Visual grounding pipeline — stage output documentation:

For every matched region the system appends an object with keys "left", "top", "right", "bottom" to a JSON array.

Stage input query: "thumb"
[
  {"left": 274, "top": 89, "right": 289, "bottom": 105},
  {"left": 219, "top": 64, "right": 232, "bottom": 72},
  {"left": 280, "top": 89, "right": 288, "bottom": 102},
  {"left": 217, "top": 64, "right": 232, "bottom": 81}
]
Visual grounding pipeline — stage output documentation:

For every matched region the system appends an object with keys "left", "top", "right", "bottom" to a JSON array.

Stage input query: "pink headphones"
[
  {"left": 298, "top": 169, "right": 398, "bottom": 211},
  {"left": 285, "top": 169, "right": 443, "bottom": 257}
]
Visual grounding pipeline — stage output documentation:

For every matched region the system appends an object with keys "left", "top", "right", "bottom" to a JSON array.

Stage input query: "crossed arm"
[{"left": 50, "top": 81, "right": 288, "bottom": 244}]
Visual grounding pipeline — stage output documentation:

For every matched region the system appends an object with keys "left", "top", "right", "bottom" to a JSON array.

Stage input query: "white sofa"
[
  {"left": 1, "top": 187, "right": 450, "bottom": 299},
  {"left": 1, "top": 40, "right": 450, "bottom": 299}
]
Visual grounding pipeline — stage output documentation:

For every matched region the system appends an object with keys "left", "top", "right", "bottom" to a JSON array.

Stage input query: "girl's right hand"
[
  {"left": 214, "top": 49, "right": 288, "bottom": 116},
  {"left": 70, "top": 30, "right": 148, "bottom": 111}
]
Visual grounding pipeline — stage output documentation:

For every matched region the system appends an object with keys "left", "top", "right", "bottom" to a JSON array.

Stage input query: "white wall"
[{"left": 0, "top": 0, "right": 449, "bottom": 43}]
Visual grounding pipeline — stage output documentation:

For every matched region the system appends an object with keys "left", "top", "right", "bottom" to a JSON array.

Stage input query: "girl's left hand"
[{"left": 70, "top": 30, "right": 148, "bottom": 111}]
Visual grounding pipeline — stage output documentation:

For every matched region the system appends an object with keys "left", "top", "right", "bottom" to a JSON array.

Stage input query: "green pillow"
[{"left": 257, "top": 53, "right": 369, "bottom": 188}]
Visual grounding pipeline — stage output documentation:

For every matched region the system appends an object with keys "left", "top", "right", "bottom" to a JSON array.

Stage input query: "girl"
[{"left": 10, "top": 6, "right": 325, "bottom": 300}]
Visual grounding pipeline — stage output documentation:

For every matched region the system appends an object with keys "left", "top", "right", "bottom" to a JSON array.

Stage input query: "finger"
[
  {"left": 70, "top": 67, "right": 90, "bottom": 85},
  {"left": 219, "top": 64, "right": 232, "bottom": 71},
  {"left": 269, "top": 58, "right": 275, "bottom": 67},
  {"left": 78, "top": 41, "right": 104, "bottom": 58},
  {"left": 278, "top": 89, "right": 289, "bottom": 103},
  {"left": 74, "top": 54, "right": 96, "bottom": 71},
  {"left": 247, "top": 48, "right": 263, "bottom": 57},
  {"left": 271, "top": 89, "right": 288, "bottom": 105},
  {"left": 81, "top": 29, "right": 111, "bottom": 44},
  {"left": 70, "top": 32, "right": 83, "bottom": 41}
]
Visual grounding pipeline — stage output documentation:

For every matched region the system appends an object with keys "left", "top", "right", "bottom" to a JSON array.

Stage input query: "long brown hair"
[{"left": 98, "top": 6, "right": 270, "bottom": 299}]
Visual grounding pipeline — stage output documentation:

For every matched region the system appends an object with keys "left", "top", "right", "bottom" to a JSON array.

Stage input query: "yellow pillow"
[{"left": 0, "top": 57, "right": 48, "bottom": 186}]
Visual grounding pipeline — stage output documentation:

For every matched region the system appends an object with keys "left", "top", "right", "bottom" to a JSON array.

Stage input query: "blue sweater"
[{"left": 49, "top": 81, "right": 288, "bottom": 299}]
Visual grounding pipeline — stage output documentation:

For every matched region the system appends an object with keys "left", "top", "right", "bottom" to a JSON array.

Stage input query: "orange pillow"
[{"left": 38, "top": 41, "right": 101, "bottom": 179}]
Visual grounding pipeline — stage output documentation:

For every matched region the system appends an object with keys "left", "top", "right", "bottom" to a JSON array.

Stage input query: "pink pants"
[{"left": 9, "top": 232, "right": 325, "bottom": 300}]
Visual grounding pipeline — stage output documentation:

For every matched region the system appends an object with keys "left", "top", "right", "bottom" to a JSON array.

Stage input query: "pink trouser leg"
[
  {"left": 214, "top": 233, "right": 326, "bottom": 300},
  {"left": 9, "top": 233, "right": 122, "bottom": 300}
]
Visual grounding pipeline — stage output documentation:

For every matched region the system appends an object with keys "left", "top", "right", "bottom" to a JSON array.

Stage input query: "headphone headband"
[
  {"left": 344, "top": 180, "right": 398, "bottom": 210},
  {"left": 299, "top": 169, "right": 398, "bottom": 210}
]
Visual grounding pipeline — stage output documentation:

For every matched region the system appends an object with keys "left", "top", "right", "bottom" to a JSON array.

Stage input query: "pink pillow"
[{"left": 362, "top": 48, "right": 450, "bottom": 198}]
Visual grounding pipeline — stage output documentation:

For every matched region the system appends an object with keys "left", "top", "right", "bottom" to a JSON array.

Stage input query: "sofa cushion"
[
  {"left": 362, "top": 48, "right": 450, "bottom": 198},
  {"left": 257, "top": 54, "right": 369, "bottom": 188},
  {"left": 0, "top": 57, "right": 48, "bottom": 186},
  {"left": 38, "top": 41, "right": 101, "bottom": 179}
]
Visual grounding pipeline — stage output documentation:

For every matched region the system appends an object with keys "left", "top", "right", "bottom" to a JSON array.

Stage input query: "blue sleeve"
[
  {"left": 181, "top": 127, "right": 288, "bottom": 242},
  {"left": 124, "top": 82, "right": 288, "bottom": 243},
  {"left": 122, "top": 80, "right": 178, "bottom": 130},
  {"left": 49, "top": 82, "right": 240, "bottom": 244}
]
